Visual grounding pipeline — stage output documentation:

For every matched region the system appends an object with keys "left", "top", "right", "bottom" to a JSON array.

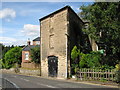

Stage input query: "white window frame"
[{"left": 25, "top": 52, "right": 29, "bottom": 60}]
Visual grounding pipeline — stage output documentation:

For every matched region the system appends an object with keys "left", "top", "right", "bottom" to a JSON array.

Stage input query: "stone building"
[{"left": 39, "top": 6, "right": 86, "bottom": 78}]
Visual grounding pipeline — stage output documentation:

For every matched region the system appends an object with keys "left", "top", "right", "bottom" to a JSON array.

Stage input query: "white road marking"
[
  {"left": 20, "top": 78, "right": 29, "bottom": 82},
  {"left": 20, "top": 78, "right": 24, "bottom": 80},
  {"left": 23, "top": 79, "right": 29, "bottom": 82},
  {"left": 20, "top": 78, "right": 58, "bottom": 88},
  {"left": 19, "top": 77, "right": 57, "bottom": 88},
  {"left": 4, "top": 78, "right": 20, "bottom": 89},
  {"left": 37, "top": 83, "right": 58, "bottom": 88},
  {"left": 13, "top": 76, "right": 17, "bottom": 78}
]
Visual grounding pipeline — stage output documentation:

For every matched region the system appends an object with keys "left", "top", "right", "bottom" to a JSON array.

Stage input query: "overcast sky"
[{"left": 0, "top": 2, "right": 93, "bottom": 46}]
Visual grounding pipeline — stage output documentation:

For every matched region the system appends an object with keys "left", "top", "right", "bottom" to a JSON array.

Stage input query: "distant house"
[
  {"left": 21, "top": 37, "right": 40, "bottom": 69},
  {"left": 33, "top": 37, "right": 40, "bottom": 45}
]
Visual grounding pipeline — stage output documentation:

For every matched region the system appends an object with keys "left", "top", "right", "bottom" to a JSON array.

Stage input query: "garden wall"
[{"left": 21, "top": 63, "right": 40, "bottom": 69}]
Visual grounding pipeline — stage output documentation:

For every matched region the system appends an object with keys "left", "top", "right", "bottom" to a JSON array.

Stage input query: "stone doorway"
[{"left": 48, "top": 56, "right": 58, "bottom": 77}]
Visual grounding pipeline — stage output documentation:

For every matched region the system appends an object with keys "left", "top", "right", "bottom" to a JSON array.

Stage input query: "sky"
[{"left": 0, "top": 2, "right": 93, "bottom": 46}]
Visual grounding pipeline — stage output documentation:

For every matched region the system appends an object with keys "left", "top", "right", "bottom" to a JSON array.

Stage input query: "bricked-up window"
[
  {"left": 49, "top": 28, "right": 54, "bottom": 34},
  {"left": 25, "top": 52, "right": 29, "bottom": 60},
  {"left": 49, "top": 34, "right": 54, "bottom": 49}
]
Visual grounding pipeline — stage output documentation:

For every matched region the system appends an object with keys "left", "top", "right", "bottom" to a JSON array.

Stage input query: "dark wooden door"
[{"left": 48, "top": 56, "right": 58, "bottom": 77}]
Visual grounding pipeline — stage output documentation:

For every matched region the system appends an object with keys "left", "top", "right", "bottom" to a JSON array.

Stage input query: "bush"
[
  {"left": 30, "top": 47, "right": 40, "bottom": 64},
  {"left": 71, "top": 46, "right": 79, "bottom": 61},
  {"left": 79, "top": 51, "right": 101, "bottom": 68},
  {"left": 4, "top": 47, "right": 22, "bottom": 69},
  {"left": 115, "top": 62, "right": 120, "bottom": 84},
  {"left": 79, "top": 53, "right": 88, "bottom": 68},
  {"left": 100, "top": 64, "right": 114, "bottom": 70},
  {"left": 71, "top": 46, "right": 80, "bottom": 74}
]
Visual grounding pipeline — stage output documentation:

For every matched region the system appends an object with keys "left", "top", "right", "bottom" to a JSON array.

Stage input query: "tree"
[
  {"left": 4, "top": 47, "right": 22, "bottom": 69},
  {"left": 0, "top": 44, "right": 15, "bottom": 68},
  {"left": 79, "top": 2, "right": 120, "bottom": 66},
  {"left": 0, "top": 44, "right": 3, "bottom": 59},
  {"left": 30, "top": 47, "right": 40, "bottom": 64}
]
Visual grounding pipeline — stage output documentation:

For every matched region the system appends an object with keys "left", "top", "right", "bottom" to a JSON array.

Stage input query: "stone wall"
[
  {"left": 21, "top": 63, "right": 40, "bottom": 69},
  {"left": 68, "top": 8, "right": 84, "bottom": 51},
  {"left": 67, "top": 8, "right": 84, "bottom": 75},
  {"left": 20, "top": 68, "right": 40, "bottom": 76},
  {"left": 2, "top": 68, "right": 40, "bottom": 76}
]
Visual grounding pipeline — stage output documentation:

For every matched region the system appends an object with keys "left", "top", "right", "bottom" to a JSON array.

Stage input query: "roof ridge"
[
  {"left": 22, "top": 45, "right": 40, "bottom": 51},
  {"left": 33, "top": 37, "right": 40, "bottom": 41}
]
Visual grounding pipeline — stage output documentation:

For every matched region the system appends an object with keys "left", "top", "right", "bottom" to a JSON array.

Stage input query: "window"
[
  {"left": 36, "top": 41, "right": 40, "bottom": 45},
  {"left": 25, "top": 53, "right": 29, "bottom": 60},
  {"left": 49, "top": 34, "right": 54, "bottom": 49},
  {"left": 49, "top": 28, "right": 54, "bottom": 34}
]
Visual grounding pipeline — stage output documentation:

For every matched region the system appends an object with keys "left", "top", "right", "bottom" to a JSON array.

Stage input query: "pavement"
[{"left": 1, "top": 72, "right": 119, "bottom": 89}]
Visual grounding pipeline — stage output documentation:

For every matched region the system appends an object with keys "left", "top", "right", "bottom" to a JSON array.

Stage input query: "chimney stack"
[{"left": 27, "top": 38, "right": 31, "bottom": 45}]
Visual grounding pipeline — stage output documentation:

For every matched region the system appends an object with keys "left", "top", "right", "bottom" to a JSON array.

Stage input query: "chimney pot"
[{"left": 27, "top": 38, "right": 31, "bottom": 45}]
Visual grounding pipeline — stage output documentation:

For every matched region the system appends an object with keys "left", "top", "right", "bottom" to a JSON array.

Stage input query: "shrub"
[
  {"left": 79, "top": 53, "right": 88, "bottom": 68},
  {"left": 4, "top": 47, "right": 22, "bottom": 69},
  {"left": 100, "top": 64, "right": 114, "bottom": 70},
  {"left": 79, "top": 51, "right": 101, "bottom": 68},
  {"left": 115, "top": 62, "right": 120, "bottom": 84},
  {"left": 71, "top": 46, "right": 79, "bottom": 61},
  {"left": 71, "top": 46, "right": 80, "bottom": 74},
  {"left": 30, "top": 47, "right": 40, "bottom": 64}
]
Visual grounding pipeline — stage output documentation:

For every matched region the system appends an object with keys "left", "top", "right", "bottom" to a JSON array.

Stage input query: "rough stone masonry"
[{"left": 39, "top": 6, "right": 84, "bottom": 79}]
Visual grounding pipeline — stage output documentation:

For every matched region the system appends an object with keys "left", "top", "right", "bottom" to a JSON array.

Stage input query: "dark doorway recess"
[{"left": 48, "top": 56, "right": 58, "bottom": 77}]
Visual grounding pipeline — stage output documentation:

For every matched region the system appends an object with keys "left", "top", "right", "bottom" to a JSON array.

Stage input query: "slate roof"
[
  {"left": 33, "top": 37, "right": 40, "bottom": 41},
  {"left": 39, "top": 5, "right": 84, "bottom": 24},
  {"left": 22, "top": 45, "right": 40, "bottom": 51}
]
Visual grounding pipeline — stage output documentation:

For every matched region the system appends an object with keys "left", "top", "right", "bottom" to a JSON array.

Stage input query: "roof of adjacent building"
[
  {"left": 33, "top": 37, "right": 40, "bottom": 41},
  {"left": 22, "top": 45, "right": 40, "bottom": 51},
  {"left": 39, "top": 5, "right": 84, "bottom": 24}
]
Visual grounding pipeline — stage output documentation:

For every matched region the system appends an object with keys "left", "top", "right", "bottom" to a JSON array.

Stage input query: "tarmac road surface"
[{"left": 2, "top": 73, "right": 119, "bottom": 90}]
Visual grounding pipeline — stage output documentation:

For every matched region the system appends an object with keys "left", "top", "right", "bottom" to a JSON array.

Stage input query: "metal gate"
[{"left": 48, "top": 56, "right": 58, "bottom": 77}]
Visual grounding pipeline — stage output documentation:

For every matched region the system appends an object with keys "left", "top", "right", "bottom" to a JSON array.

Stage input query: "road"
[{"left": 2, "top": 73, "right": 119, "bottom": 90}]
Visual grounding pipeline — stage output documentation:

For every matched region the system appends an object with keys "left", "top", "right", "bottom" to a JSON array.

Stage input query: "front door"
[{"left": 48, "top": 56, "right": 58, "bottom": 77}]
